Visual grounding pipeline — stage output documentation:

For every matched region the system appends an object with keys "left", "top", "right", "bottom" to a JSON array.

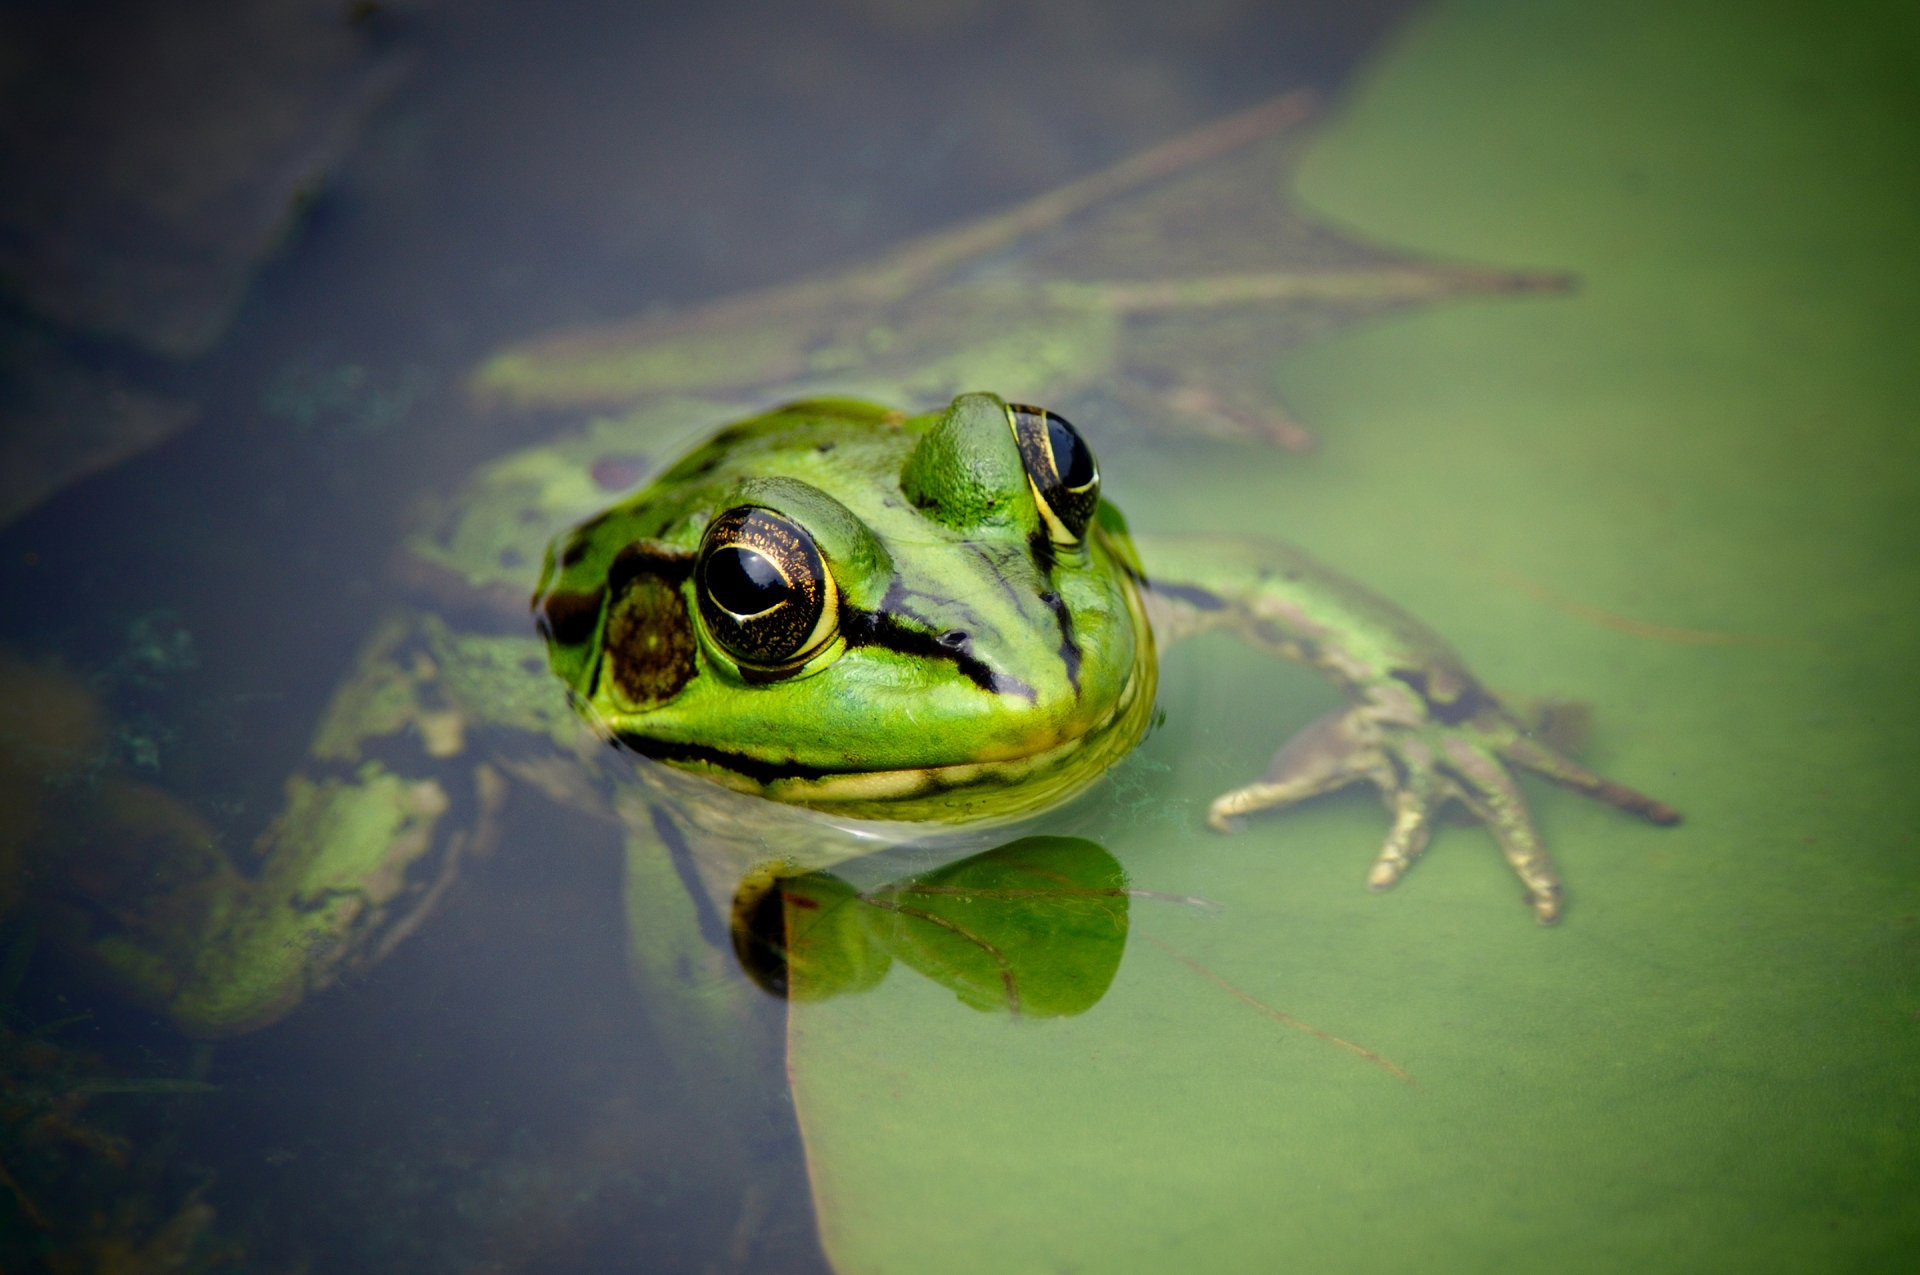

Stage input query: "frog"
[
  {"left": 533, "top": 391, "right": 1677, "bottom": 901},
  {"left": 40, "top": 94, "right": 1673, "bottom": 1042},
  {"left": 47, "top": 389, "right": 1677, "bottom": 1045}
]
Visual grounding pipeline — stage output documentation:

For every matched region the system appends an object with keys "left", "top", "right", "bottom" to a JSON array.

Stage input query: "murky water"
[{"left": 5, "top": 1, "right": 1916, "bottom": 1272}]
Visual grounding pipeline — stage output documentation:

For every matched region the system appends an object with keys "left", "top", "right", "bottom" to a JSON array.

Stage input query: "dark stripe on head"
[
  {"left": 617, "top": 732, "right": 1019, "bottom": 802},
  {"left": 1027, "top": 530, "right": 1057, "bottom": 579},
  {"left": 537, "top": 587, "right": 606, "bottom": 646},
  {"left": 1037, "top": 589, "right": 1082, "bottom": 693},
  {"left": 608, "top": 541, "right": 695, "bottom": 595},
  {"left": 619, "top": 733, "right": 836, "bottom": 785},
  {"left": 970, "top": 541, "right": 1031, "bottom": 617},
  {"left": 877, "top": 577, "right": 991, "bottom": 644},
  {"left": 841, "top": 604, "right": 1036, "bottom": 701}
]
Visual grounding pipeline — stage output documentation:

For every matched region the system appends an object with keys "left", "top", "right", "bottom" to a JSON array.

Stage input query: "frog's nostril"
[{"left": 937, "top": 629, "right": 970, "bottom": 649}]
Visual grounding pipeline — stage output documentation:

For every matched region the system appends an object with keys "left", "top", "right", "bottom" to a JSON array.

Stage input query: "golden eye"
[
  {"left": 696, "top": 507, "right": 839, "bottom": 667},
  {"left": 1008, "top": 403, "right": 1099, "bottom": 544}
]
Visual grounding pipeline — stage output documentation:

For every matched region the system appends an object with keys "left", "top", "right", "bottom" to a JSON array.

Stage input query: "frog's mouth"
[{"left": 614, "top": 654, "right": 1157, "bottom": 824}]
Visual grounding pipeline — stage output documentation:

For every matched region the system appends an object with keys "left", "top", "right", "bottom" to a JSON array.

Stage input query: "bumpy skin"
[{"left": 67, "top": 394, "right": 1675, "bottom": 1036}]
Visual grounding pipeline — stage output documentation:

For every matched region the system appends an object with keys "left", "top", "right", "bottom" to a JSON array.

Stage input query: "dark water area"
[{"left": 1, "top": 2, "right": 1414, "bottom": 1269}]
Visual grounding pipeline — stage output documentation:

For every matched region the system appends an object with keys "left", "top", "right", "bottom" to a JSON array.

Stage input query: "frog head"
[{"left": 534, "top": 393, "right": 1155, "bottom": 823}]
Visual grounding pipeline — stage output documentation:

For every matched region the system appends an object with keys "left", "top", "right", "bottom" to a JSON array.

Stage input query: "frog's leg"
[
  {"left": 55, "top": 611, "right": 568, "bottom": 1035},
  {"left": 473, "top": 93, "right": 1320, "bottom": 411},
  {"left": 1131, "top": 533, "right": 1679, "bottom": 923},
  {"left": 1056, "top": 264, "right": 1570, "bottom": 451}
]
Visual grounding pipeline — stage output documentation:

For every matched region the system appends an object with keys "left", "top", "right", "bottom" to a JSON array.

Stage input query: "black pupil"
[
  {"left": 1047, "top": 413, "right": 1094, "bottom": 489},
  {"left": 705, "top": 546, "right": 787, "bottom": 616}
]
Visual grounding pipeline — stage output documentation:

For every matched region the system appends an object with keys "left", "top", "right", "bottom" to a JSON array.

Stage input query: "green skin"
[
  {"left": 60, "top": 393, "right": 1677, "bottom": 1040},
  {"left": 534, "top": 395, "right": 1155, "bottom": 823}
]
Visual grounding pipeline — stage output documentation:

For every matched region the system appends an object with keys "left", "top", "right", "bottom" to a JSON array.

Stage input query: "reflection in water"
[{"left": 732, "top": 836, "right": 1131, "bottom": 1017}]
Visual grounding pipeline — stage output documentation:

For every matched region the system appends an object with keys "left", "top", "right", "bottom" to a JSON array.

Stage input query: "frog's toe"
[
  {"left": 1440, "top": 736, "right": 1565, "bottom": 923},
  {"left": 1503, "top": 734, "right": 1681, "bottom": 826},
  {"left": 1206, "top": 708, "right": 1376, "bottom": 832},
  {"left": 1364, "top": 784, "right": 1438, "bottom": 892},
  {"left": 1206, "top": 770, "right": 1350, "bottom": 831}
]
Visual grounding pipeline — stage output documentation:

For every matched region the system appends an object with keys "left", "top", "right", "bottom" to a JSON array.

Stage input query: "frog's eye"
[
  {"left": 696, "top": 506, "right": 839, "bottom": 669},
  {"left": 1008, "top": 403, "right": 1099, "bottom": 545}
]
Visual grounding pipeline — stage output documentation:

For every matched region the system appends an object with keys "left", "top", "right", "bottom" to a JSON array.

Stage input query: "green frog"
[
  {"left": 538, "top": 389, "right": 1676, "bottom": 879},
  {"left": 45, "top": 99, "right": 1675, "bottom": 1041},
  {"left": 55, "top": 391, "right": 1675, "bottom": 1039}
]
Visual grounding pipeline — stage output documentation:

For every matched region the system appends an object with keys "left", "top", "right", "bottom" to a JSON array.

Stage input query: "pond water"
[{"left": 3, "top": 1, "right": 1916, "bottom": 1272}]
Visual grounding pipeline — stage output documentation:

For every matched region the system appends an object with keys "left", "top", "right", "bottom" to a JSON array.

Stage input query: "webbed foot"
[{"left": 1207, "top": 701, "right": 1679, "bottom": 923}]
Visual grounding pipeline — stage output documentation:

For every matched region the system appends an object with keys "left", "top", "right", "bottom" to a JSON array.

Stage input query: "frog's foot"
[{"left": 1207, "top": 705, "right": 1679, "bottom": 923}]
